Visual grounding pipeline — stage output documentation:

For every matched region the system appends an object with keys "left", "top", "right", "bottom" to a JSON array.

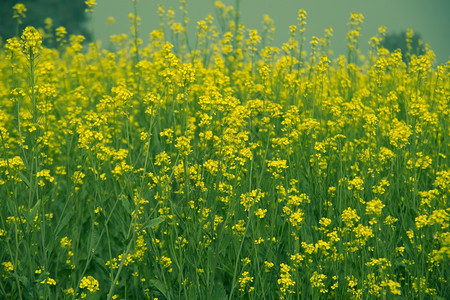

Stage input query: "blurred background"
[{"left": 1, "top": 0, "right": 449, "bottom": 64}]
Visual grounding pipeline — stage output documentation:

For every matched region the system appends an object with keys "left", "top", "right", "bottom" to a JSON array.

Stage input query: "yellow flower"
[
  {"left": 264, "top": 261, "right": 274, "bottom": 272},
  {"left": 389, "top": 119, "right": 412, "bottom": 148},
  {"left": 428, "top": 209, "right": 449, "bottom": 229},
  {"left": 381, "top": 279, "right": 401, "bottom": 295},
  {"left": 289, "top": 209, "right": 304, "bottom": 227},
  {"left": 254, "top": 237, "right": 264, "bottom": 244},
  {"left": 254, "top": 208, "right": 267, "bottom": 219},
  {"left": 41, "top": 277, "right": 56, "bottom": 285},
  {"left": 290, "top": 253, "right": 304, "bottom": 267},
  {"left": 13, "top": 3, "right": 27, "bottom": 20},
  {"left": 241, "top": 257, "right": 251, "bottom": 266},
  {"left": 21, "top": 26, "right": 42, "bottom": 55},
  {"left": 36, "top": 169, "right": 55, "bottom": 185},
  {"left": 342, "top": 207, "right": 360, "bottom": 227},
  {"left": 238, "top": 271, "right": 253, "bottom": 292},
  {"left": 85, "top": 0, "right": 97, "bottom": 12},
  {"left": 302, "top": 242, "right": 316, "bottom": 254},
  {"left": 278, "top": 263, "right": 295, "bottom": 296},
  {"left": 213, "top": 215, "right": 223, "bottom": 231},
  {"left": 232, "top": 220, "right": 246, "bottom": 236},
  {"left": 434, "top": 170, "right": 449, "bottom": 193},
  {"left": 240, "top": 189, "right": 264, "bottom": 211},
  {"left": 56, "top": 26, "right": 67, "bottom": 42},
  {"left": 365, "top": 198, "right": 385, "bottom": 216},
  {"left": 415, "top": 214, "right": 429, "bottom": 229},
  {"left": 107, "top": 16, "right": 116, "bottom": 25},
  {"left": 266, "top": 159, "right": 288, "bottom": 178},
  {"left": 2, "top": 261, "right": 14, "bottom": 272},
  {"left": 415, "top": 152, "right": 432, "bottom": 169},
  {"left": 79, "top": 276, "right": 99, "bottom": 293},
  {"left": 310, "top": 271, "right": 327, "bottom": 293},
  {"left": 175, "top": 136, "right": 192, "bottom": 156},
  {"left": 60, "top": 236, "right": 72, "bottom": 249},
  {"left": 365, "top": 273, "right": 381, "bottom": 297},
  {"left": 353, "top": 224, "right": 374, "bottom": 246},
  {"left": 319, "top": 217, "right": 332, "bottom": 228},
  {"left": 160, "top": 256, "right": 173, "bottom": 272},
  {"left": 348, "top": 176, "right": 364, "bottom": 191}
]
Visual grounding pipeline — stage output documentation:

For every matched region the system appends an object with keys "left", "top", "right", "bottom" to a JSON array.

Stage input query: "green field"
[{"left": 0, "top": 1, "right": 448, "bottom": 299}]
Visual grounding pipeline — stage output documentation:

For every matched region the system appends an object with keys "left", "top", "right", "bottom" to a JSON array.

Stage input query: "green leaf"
[
  {"left": 212, "top": 283, "right": 228, "bottom": 300},
  {"left": 188, "top": 285, "right": 198, "bottom": 300},
  {"left": 23, "top": 199, "right": 40, "bottom": 225},
  {"left": 55, "top": 211, "right": 74, "bottom": 238},
  {"left": 18, "top": 171, "right": 31, "bottom": 188},
  {"left": 46, "top": 238, "right": 56, "bottom": 257},
  {"left": 149, "top": 279, "right": 168, "bottom": 299},
  {"left": 207, "top": 246, "right": 215, "bottom": 270},
  {"left": 89, "top": 228, "right": 100, "bottom": 250},
  {"left": 218, "top": 233, "right": 231, "bottom": 255},
  {"left": 141, "top": 216, "right": 165, "bottom": 230},
  {"left": 18, "top": 275, "right": 31, "bottom": 289},
  {"left": 120, "top": 195, "right": 131, "bottom": 214},
  {"left": 29, "top": 199, "right": 40, "bottom": 221},
  {"left": 92, "top": 255, "right": 109, "bottom": 274}
]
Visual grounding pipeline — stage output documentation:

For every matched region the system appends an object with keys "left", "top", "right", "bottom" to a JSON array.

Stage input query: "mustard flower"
[
  {"left": 21, "top": 26, "right": 42, "bottom": 55},
  {"left": 365, "top": 198, "right": 385, "bottom": 216},
  {"left": 85, "top": 0, "right": 97, "bottom": 12},
  {"left": 389, "top": 119, "right": 412, "bottom": 148},
  {"left": 342, "top": 207, "right": 360, "bottom": 227},
  {"left": 2, "top": 261, "right": 14, "bottom": 272},
  {"left": 79, "top": 275, "right": 99, "bottom": 293},
  {"left": 13, "top": 3, "right": 27, "bottom": 20},
  {"left": 264, "top": 261, "right": 274, "bottom": 272},
  {"left": 40, "top": 277, "right": 56, "bottom": 285},
  {"left": 160, "top": 256, "right": 173, "bottom": 272},
  {"left": 278, "top": 263, "right": 295, "bottom": 297},
  {"left": 310, "top": 271, "right": 327, "bottom": 293},
  {"left": 238, "top": 271, "right": 254, "bottom": 292}
]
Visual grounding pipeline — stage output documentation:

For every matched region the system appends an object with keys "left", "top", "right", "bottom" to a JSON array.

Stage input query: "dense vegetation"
[{"left": 0, "top": 1, "right": 448, "bottom": 299}]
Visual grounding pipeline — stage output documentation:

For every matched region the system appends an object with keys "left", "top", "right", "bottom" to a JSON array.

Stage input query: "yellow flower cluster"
[{"left": 79, "top": 275, "right": 99, "bottom": 293}]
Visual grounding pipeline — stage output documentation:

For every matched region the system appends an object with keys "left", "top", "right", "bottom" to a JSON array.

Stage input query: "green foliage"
[
  {"left": 0, "top": 0, "right": 90, "bottom": 45},
  {"left": 381, "top": 30, "right": 426, "bottom": 62}
]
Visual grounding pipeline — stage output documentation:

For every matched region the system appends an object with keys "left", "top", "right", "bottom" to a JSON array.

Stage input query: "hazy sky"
[{"left": 93, "top": 0, "right": 450, "bottom": 64}]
